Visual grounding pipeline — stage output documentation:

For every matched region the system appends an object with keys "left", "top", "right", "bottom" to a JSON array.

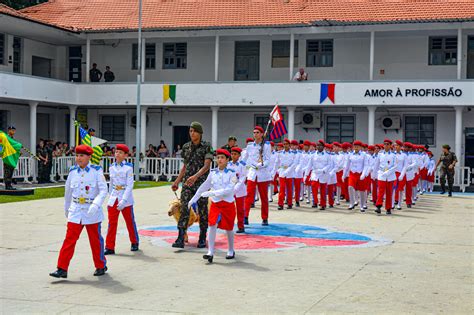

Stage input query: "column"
[
  {"left": 29, "top": 102, "right": 38, "bottom": 155},
  {"left": 140, "top": 106, "right": 148, "bottom": 154},
  {"left": 214, "top": 35, "right": 220, "bottom": 82},
  {"left": 455, "top": 106, "right": 463, "bottom": 167},
  {"left": 287, "top": 106, "right": 296, "bottom": 140},
  {"left": 457, "top": 28, "right": 462, "bottom": 80},
  {"left": 68, "top": 105, "right": 77, "bottom": 147},
  {"left": 86, "top": 38, "right": 90, "bottom": 82},
  {"left": 141, "top": 37, "right": 146, "bottom": 82},
  {"left": 367, "top": 106, "right": 377, "bottom": 145},
  {"left": 289, "top": 33, "right": 295, "bottom": 81},
  {"left": 369, "top": 31, "right": 375, "bottom": 81},
  {"left": 211, "top": 107, "right": 219, "bottom": 149}
]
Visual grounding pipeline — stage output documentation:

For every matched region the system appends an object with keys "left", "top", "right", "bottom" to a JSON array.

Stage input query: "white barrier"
[
  {"left": 0, "top": 157, "right": 34, "bottom": 183},
  {"left": 434, "top": 166, "right": 471, "bottom": 192}
]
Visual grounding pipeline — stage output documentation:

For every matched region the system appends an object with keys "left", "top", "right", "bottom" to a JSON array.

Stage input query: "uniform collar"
[{"left": 78, "top": 163, "right": 91, "bottom": 173}]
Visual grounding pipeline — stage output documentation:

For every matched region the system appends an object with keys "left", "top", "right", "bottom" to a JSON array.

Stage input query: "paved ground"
[{"left": 1, "top": 187, "right": 473, "bottom": 314}]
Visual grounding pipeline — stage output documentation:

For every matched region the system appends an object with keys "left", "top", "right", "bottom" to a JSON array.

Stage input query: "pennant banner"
[
  {"left": 269, "top": 105, "right": 288, "bottom": 140},
  {"left": 320, "top": 83, "right": 336, "bottom": 104},
  {"left": 163, "top": 84, "right": 176, "bottom": 104}
]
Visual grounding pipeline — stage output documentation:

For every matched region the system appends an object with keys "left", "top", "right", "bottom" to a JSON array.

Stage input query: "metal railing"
[{"left": 0, "top": 157, "right": 472, "bottom": 191}]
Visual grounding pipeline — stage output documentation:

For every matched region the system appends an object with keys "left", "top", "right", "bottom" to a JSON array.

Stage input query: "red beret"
[
  {"left": 353, "top": 140, "right": 363, "bottom": 146},
  {"left": 362, "top": 143, "right": 368, "bottom": 148},
  {"left": 299, "top": 144, "right": 304, "bottom": 149},
  {"left": 270, "top": 141, "right": 275, "bottom": 146},
  {"left": 254, "top": 126, "right": 264, "bottom": 133},
  {"left": 310, "top": 142, "right": 316, "bottom": 147},
  {"left": 377, "top": 144, "right": 384, "bottom": 149},
  {"left": 231, "top": 147, "right": 242, "bottom": 154},
  {"left": 383, "top": 138, "right": 392, "bottom": 144},
  {"left": 395, "top": 140, "right": 403, "bottom": 146},
  {"left": 317, "top": 139, "right": 324, "bottom": 145},
  {"left": 325, "top": 143, "right": 333, "bottom": 149},
  {"left": 284, "top": 138, "right": 290, "bottom": 143},
  {"left": 277, "top": 143, "right": 284, "bottom": 147},
  {"left": 333, "top": 142, "right": 341, "bottom": 147},
  {"left": 403, "top": 142, "right": 413, "bottom": 148},
  {"left": 427, "top": 151, "right": 433, "bottom": 156},
  {"left": 216, "top": 148, "right": 231, "bottom": 157},
  {"left": 291, "top": 140, "right": 299, "bottom": 145},
  {"left": 246, "top": 137, "right": 253, "bottom": 143},
  {"left": 75, "top": 144, "right": 93, "bottom": 156},
  {"left": 368, "top": 145, "right": 375, "bottom": 150},
  {"left": 116, "top": 144, "right": 129, "bottom": 153},
  {"left": 303, "top": 140, "right": 311, "bottom": 146}
]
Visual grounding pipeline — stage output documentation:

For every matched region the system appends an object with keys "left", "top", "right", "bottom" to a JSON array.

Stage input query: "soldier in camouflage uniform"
[
  {"left": 171, "top": 122, "right": 213, "bottom": 249},
  {"left": 221, "top": 136, "right": 237, "bottom": 152},
  {"left": 436, "top": 144, "right": 457, "bottom": 197}
]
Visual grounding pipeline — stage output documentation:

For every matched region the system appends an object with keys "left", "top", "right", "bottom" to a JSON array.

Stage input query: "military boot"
[
  {"left": 172, "top": 228, "right": 185, "bottom": 248},
  {"left": 197, "top": 228, "right": 207, "bottom": 248}
]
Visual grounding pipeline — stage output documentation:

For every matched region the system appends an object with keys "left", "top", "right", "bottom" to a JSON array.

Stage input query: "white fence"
[{"left": 0, "top": 157, "right": 472, "bottom": 191}]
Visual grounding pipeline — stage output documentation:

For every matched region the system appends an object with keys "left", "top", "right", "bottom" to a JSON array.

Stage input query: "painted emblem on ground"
[{"left": 138, "top": 223, "right": 392, "bottom": 251}]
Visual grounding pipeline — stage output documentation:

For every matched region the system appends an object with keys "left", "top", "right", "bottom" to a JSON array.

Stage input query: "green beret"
[
  {"left": 228, "top": 136, "right": 237, "bottom": 141},
  {"left": 190, "top": 121, "right": 203, "bottom": 134},
  {"left": 442, "top": 144, "right": 451, "bottom": 150}
]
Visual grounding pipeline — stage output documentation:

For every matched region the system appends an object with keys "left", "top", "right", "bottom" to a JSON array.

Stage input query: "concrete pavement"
[{"left": 0, "top": 187, "right": 473, "bottom": 314}]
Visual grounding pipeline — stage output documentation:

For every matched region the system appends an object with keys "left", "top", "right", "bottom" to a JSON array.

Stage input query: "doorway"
[
  {"left": 467, "top": 36, "right": 474, "bottom": 79},
  {"left": 465, "top": 127, "right": 474, "bottom": 170},
  {"left": 69, "top": 46, "right": 82, "bottom": 82},
  {"left": 173, "top": 126, "right": 190, "bottom": 155},
  {"left": 234, "top": 41, "right": 260, "bottom": 81},
  {"left": 32, "top": 56, "right": 52, "bottom": 78}
]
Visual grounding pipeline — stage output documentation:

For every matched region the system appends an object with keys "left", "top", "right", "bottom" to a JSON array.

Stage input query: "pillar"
[
  {"left": 287, "top": 106, "right": 296, "bottom": 140},
  {"left": 368, "top": 106, "right": 377, "bottom": 145},
  {"left": 455, "top": 106, "right": 463, "bottom": 167},
  {"left": 289, "top": 33, "right": 295, "bottom": 81},
  {"left": 29, "top": 102, "right": 38, "bottom": 155},
  {"left": 68, "top": 105, "right": 77, "bottom": 147},
  {"left": 214, "top": 35, "right": 220, "bottom": 82},
  {"left": 211, "top": 107, "right": 219, "bottom": 149},
  {"left": 140, "top": 106, "right": 147, "bottom": 154},
  {"left": 369, "top": 31, "right": 375, "bottom": 81},
  {"left": 86, "top": 38, "right": 90, "bottom": 82},
  {"left": 457, "top": 28, "right": 462, "bottom": 80}
]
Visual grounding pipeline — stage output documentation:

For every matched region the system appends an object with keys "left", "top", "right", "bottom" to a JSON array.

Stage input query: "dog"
[{"left": 168, "top": 198, "right": 199, "bottom": 243}]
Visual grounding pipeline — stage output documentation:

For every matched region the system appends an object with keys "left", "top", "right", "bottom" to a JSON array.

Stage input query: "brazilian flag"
[{"left": 0, "top": 131, "right": 22, "bottom": 168}]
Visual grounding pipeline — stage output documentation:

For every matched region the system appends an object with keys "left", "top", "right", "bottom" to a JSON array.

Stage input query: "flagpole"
[{"left": 134, "top": 0, "right": 143, "bottom": 181}]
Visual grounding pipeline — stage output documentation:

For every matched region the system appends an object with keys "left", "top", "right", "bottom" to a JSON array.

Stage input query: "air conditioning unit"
[
  {"left": 301, "top": 111, "right": 321, "bottom": 128},
  {"left": 380, "top": 115, "right": 401, "bottom": 130}
]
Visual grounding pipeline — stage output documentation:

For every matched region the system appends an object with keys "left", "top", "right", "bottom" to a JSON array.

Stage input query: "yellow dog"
[{"left": 167, "top": 199, "right": 199, "bottom": 243}]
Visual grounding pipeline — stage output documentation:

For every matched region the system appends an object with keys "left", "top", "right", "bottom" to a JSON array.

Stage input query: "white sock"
[
  {"left": 336, "top": 187, "right": 341, "bottom": 203},
  {"left": 349, "top": 187, "right": 356, "bottom": 207},
  {"left": 226, "top": 230, "right": 234, "bottom": 255},
  {"left": 207, "top": 225, "right": 217, "bottom": 256},
  {"left": 398, "top": 191, "right": 404, "bottom": 207},
  {"left": 360, "top": 191, "right": 366, "bottom": 209}
]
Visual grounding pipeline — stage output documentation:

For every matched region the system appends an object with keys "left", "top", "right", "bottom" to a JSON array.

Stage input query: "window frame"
[
  {"left": 428, "top": 36, "right": 457, "bottom": 66},
  {"left": 325, "top": 114, "right": 356, "bottom": 144},
  {"left": 271, "top": 40, "right": 299, "bottom": 68},
  {"left": 132, "top": 43, "right": 156, "bottom": 70},
  {"left": 306, "top": 39, "right": 334, "bottom": 68},
  {"left": 100, "top": 115, "right": 126, "bottom": 143},
  {"left": 0, "top": 33, "right": 5, "bottom": 65},
  {"left": 163, "top": 42, "right": 187, "bottom": 70},
  {"left": 403, "top": 115, "right": 436, "bottom": 146},
  {"left": 0, "top": 110, "right": 9, "bottom": 131}
]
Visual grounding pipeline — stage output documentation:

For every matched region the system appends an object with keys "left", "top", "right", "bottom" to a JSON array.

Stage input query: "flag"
[
  {"left": 91, "top": 146, "right": 103, "bottom": 165},
  {"left": 75, "top": 122, "right": 92, "bottom": 146},
  {"left": 0, "top": 131, "right": 22, "bottom": 168},
  {"left": 320, "top": 83, "right": 336, "bottom": 104},
  {"left": 269, "top": 105, "right": 288, "bottom": 140},
  {"left": 163, "top": 84, "right": 176, "bottom": 104},
  {"left": 74, "top": 121, "right": 104, "bottom": 165}
]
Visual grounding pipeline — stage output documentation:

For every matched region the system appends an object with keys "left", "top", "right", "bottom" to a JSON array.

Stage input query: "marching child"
[
  {"left": 188, "top": 149, "right": 238, "bottom": 263},
  {"left": 104, "top": 144, "right": 139, "bottom": 255},
  {"left": 227, "top": 147, "right": 248, "bottom": 233}
]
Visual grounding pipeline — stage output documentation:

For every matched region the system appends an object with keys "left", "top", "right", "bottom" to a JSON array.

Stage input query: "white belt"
[{"left": 73, "top": 197, "right": 94, "bottom": 204}]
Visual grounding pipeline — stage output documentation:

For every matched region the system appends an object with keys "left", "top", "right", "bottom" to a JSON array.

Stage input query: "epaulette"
[
  {"left": 90, "top": 165, "right": 102, "bottom": 171},
  {"left": 239, "top": 160, "right": 246, "bottom": 166},
  {"left": 69, "top": 166, "right": 78, "bottom": 172},
  {"left": 225, "top": 168, "right": 236, "bottom": 173},
  {"left": 125, "top": 162, "right": 134, "bottom": 167},
  {"left": 265, "top": 141, "right": 270, "bottom": 145}
]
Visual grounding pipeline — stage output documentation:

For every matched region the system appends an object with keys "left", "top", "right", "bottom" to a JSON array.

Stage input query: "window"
[
  {"left": 0, "top": 34, "right": 5, "bottom": 65},
  {"left": 163, "top": 43, "right": 187, "bottom": 69},
  {"left": 307, "top": 39, "right": 333, "bottom": 67},
  {"left": 132, "top": 43, "right": 156, "bottom": 70},
  {"left": 0, "top": 110, "right": 8, "bottom": 131},
  {"left": 272, "top": 40, "right": 298, "bottom": 68},
  {"left": 404, "top": 116, "right": 435, "bottom": 145},
  {"left": 325, "top": 115, "right": 355, "bottom": 143},
  {"left": 429, "top": 37, "right": 457, "bottom": 65},
  {"left": 13, "top": 37, "right": 21, "bottom": 73},
  {"left": 101, "top": 115, "right": 125, "bottom": 142}
]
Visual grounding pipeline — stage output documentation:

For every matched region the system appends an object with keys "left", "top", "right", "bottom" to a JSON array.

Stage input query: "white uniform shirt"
[
  {"left": 310, "top": 151, "right": 332, "bottom": 183},
  {"left": 334, "top": 152, "right": 345, "bottom": 173},
  {"left": 276, "top": 150, "right": 295, "bottom": 178},
  {"left": 427, "top": 158, "right": 436, "bottom": 176},
  {"left": 269, "top": 151, "right": 278, "bottom": 178},
  {"left": 394, "top": 151, "right": 408, "bottom": 177},
  {"left": 190, "top": 167, "right": 238, "bottom": 203},
  {"left": 421, "top": 153, "right": 430, "bottom": 170},
  {"left": 227, "top": 160, "right": 248, "bottom": 198},
  {"left": 377, "top": 150, "right": 397, "bottom": 182},
  {"left": 404, "top": 152, "right": 418, "bottom": 181},
  {"left": 244, "top": 141, "right": 272, "bottom": 182},
  {"left": 293, "top": 150, "right": 305, "bottom": 179},
  {"left": 327, "top": 153, "right": 338, "bottom": 185},
  {"left": 64, "top": 163, "right": 108, "bottom": 224},
  {"left": 107, "top": 161, "right": 134, "bottom": 207},
  {"left": 344, "top": 151, "right": 367, "bottom": 177},
  {"left": 365, "top": 153, "right": 379, "bottom": 179},
  {"left": 299, "top": 151, "right": 313, "bottom": 178}
]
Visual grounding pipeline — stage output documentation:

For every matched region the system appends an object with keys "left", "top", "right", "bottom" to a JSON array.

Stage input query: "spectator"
[
  {"left": 221, "top": 136, "right": 237, "bottom": 152},
  {"left": 174, "top": 145, "right": 182, "bottom": 158},
  {"left": 146, "top": 144, "right": 157, "bottom": 157},
  {"left": 157, "top": 142, "right": 169, "bottom": 158},
  {"left": 53, "top": 142, "right": 64, "bottom": 158},
  {"left": 293, "top": 68, "right": 308, "bottom": 81},
  {"left": 104, "top": 66, "right": 115, "bottom": 82},
  {"left": 89, "top": 63, "right": 102, "bottom": 82},
  {"left": 37, "top": 140, "right": 49, "bottom": 184},
  {"left": 62, "top": 143, "right": 73, "bottom": 156},
  {"left": 130, "top": 146, "right": 137, "bottom": 158}
]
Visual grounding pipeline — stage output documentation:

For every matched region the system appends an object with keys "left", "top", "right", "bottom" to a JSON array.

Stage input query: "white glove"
[
  {"left": 64, "top": 208, "right": 69, "bottom": 218},
  {"left": 87, "top": 204, "right": 99, "bottom": 216},
  {"left": 398, "top": 175, "right": 404, "bottom": 181},
  {"left": 117, "top": 200, "right": 127, "bottom": 211},
  {"left": 202, "top": 191, "right": 215, "bottom": 198},
  {"left": 360, "top": 174, "right": 366, "bottom": 180},
  {"left": 187, "top": 199, "right": 197, "bottom": 209}
]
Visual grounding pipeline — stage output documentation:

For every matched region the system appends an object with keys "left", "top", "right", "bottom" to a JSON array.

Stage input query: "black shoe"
[
  {"left": 131, "top": 243, "right": 139, "bottom": 251},
  {"left": 312, "top": 204, "right": 318, "bottom": 208},
  {"left": 262, "top": 220, "right": 269, "bottom": 226},
  {"left": 226, "top": 252, "right": 235, "bottom": 259},
  {"left": 360, "top": 209, "right": 366, "bottom": 213},
  {"left": 295, "top": 202, "right": 300, "bottom": 207},
  {"left": 278, "top": 205, "right": 284, "bottom": 210},
  {"left": 448, "top": 191, "right": 452, "bottom": 197},
  {"left": 329, "top": 205, "right": 334, "bottom": 208},
  {"left": 386, "top": 210, "right": 392, "bottom": 215},
  {"left": 236, "top": 228, "right": 245, "bottom": 234},
  {"left": 363, "top": 206, "right": 368, "bottom": 210},
  {"left": 244, "top": 217, "right": 249, "bottom": 225},
  {"left": 320, "top": 207, "right": 326, "bottom": 210},
  {"left": 197, "top": 229, "right": 207, "bottom": 248},
  {"left": 440, "top": 190, "right": 446, "bottom": 195},
  {"left": 104, "top": 248, "right": 115, "bottom": 255},
  {"left": 93, "top": 266, "right": 108, "bottom": 276},
  {"left": 172, "top": 228, "right": 185, "bottom": 248},
  {"left": 407, "top": 204, "right": 412, "bottom": 208},
  {"left": 375, "top": 206, "right": 382, "bottom": 214},
  {"left": 203, "top": 254, "right": 213, "bottom": 263},
  {"left": 250, "top": 203, "right": 255, "bottom": 208},
  {"left": 49, "top": 268, "right": 67, "bottom": 279},
  {"left": 287, "top": 205, "right": 293, "bottom": 209},
  {"left": 348, "top": 206, "right": 354, "bottom": 210}
]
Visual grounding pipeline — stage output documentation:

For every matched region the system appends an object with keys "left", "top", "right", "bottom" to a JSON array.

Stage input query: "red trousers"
[
  {"left": 311, "top": 181, "right": 327, "bottom": 207},
  {"left": 371, "top": 178, "right": 378, "bottom": 202},
  {"left": 394, "top": 171, "right": 407, "bottom": 203},
  {"left": 57, "top": 222, "right": 106, "bottom": 271},
  {"left": 245, "top": 180, "right": 269, "bottom": 220},
  {"left": 327, "top": 184, "right": 335, "bottom": 206},
  {"left": 405, "top": 180, "right": 413, "bottom": 205},
  {"left": 105, "top": 200, "right": 139, "bottom": 250},
  {"left": 273, "top": 174, "right": 279, "bottom": 193},
  {"left": 343, "top": 177, "right": 350, "bottom": 200},
  {"left": 235, "top": 196, "right": 246, "bottom": 229},
  {"left": 376, "top": 180, "right": 394, "bottom": 210},
  {"left": 293, "top": 177, "right": 302, "bottom": 204},
  {"left": 278, "top": 177, "right": 293, "bottom": 207}
]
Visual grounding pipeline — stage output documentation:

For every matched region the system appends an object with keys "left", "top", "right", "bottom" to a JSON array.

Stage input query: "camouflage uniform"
[
  {"left": 439, "top": 151, "right": 457, "bottom": 192},
  {"left": 178, "top": 140, "right": 213, "bottom": 230}
]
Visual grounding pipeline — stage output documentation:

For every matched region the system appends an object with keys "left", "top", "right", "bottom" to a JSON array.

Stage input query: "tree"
[{"left": 0, "top": 0, "right": 48, "bottom": 10}]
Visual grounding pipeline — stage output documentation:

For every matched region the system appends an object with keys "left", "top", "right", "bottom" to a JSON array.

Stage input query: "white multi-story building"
[{"left": 0, "top": 1, "right": 473, "bottom": 171}]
